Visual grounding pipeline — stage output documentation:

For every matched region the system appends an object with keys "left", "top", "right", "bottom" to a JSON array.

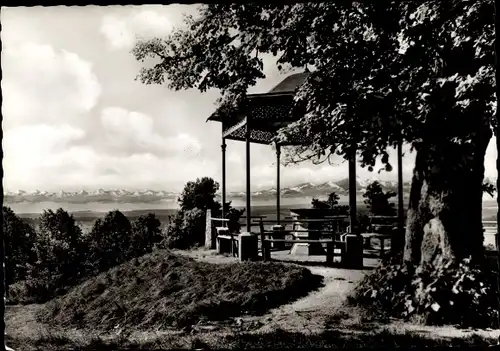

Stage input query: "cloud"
[
  {"left": 99, "top": 107, "right": 202, "bottom": 156},
  {"left": 2, "top": 124, "right": 88, "bottom": 189},
  {"left": 2, "top": 119, "right": 214, "bottom": 192},
  {"left": 173, "top": 133, "right": 202, "bottom": 155},
  {"left": 1, "top": 40, "right": 105, "bottom": 191},
  {"left": 100, "top": 9, "right": 178, "bottom": 50},
  {"left": 4, "top": 144, "right": 217, "bottom": 193},
  {"left": 2, "top": 42, "right": 101, "bottom": 129}
]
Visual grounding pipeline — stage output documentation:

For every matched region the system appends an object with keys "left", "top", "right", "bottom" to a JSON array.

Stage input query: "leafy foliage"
[
  {"left": 86, "top": 210, "right": 133, "bottom": 273},
  {"left": 362, "top": 181, "right": 396, "bottom": 217},
  {"left": 311, "top": 191, "right": 349, "bottom": 216},
  {"left": 312, "top": 192, "right": 339, "bottom": 209},
  {"left": 162, "top": 208, "right": 206, "bottom": 250},
  {"left": 2, "top": 206, "right": 37, "bottom": 287},
  {"left": 163, "top": 177, "right": 244, "bottom": 249},
  {"left": 25, "top": 209, "right": 85, "bottom": 302},
  {"left": 350, "top": 257, "right": 499, "bottom": 328},
  {"left": 132, "top": 2, "right": 495, "bottom": 169},
  {"left": 130, "top": 213, "right": 164, "bottom": 256},
  {"left": 7, "top": 207, "right": 168, "bottom": 304},
  {"left": 482, "top": 180, "right": 497, "bottom": 198},
  {"left": 178, "top": 177, "right": 220, "bottom": 212}
]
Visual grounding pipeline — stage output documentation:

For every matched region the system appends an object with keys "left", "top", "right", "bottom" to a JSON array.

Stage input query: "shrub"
[
  {"left": 178, "top": 177, "right": 219, "bottom": 212},
  {"left": 162, "top": 209, "right": 206, "bottom": 250},
  {"left": 349, "top": 256, "right": 499, "bottom": 329},
  {"left": 311, "top": 192, "right": 349, "bottom": 215},
  {"left": 130, "top": 213, "right": 163, "bottom": 256},
  {"left": 162, "top": 177, "right": 244, "bottom": 249},
  {"left": 3, "top": 206, "right": 37, "bottom": 288},
  {"left": 85, "top": 210, "right": 133, "bottom": 273},
  {"left": 363, "top": 181, "right": 396, "bottom": 217},
  {"left": 357, "top": 212, "right": 371, "bottom": 232},
  {"left": 24, "top": 208, "right": 85, "bottom": 302},
  {"left": 212, "top": 200, "right": 245, "bottom": 234}
]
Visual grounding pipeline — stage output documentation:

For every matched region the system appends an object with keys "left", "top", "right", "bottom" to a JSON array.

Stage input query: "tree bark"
[{"left": 403, "top": 129, "right": 491, "bottom": 270}]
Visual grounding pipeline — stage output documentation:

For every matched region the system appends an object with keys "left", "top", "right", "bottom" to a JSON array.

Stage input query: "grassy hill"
[{"left": 36, "top": 250, "right": 323, "bottom": 330}]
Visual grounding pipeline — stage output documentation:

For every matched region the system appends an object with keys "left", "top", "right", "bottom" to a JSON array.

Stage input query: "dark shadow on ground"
[
  {"left": 265, "top": 257, "right": 376, "bottom": 271},
  {"left": 8, "top": 326, "right": 498, "bottom": 350}
]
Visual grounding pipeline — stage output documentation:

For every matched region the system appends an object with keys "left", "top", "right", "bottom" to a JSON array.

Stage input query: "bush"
[
  {"left": 3, "top": 206, "right": 37, "bottom": 288},
  {"left": 178, "top": 177, "right": 219, "bottom": 212},
  {"left": 357, "top": 212, "right": 371, "bottom": 232},
  {"left": 363, "top": 181, "right": 396, "bottom": 217},
  {"left": 224, "top": 206, "right": 245, "bottom": 234},
  {"left": 130, "top": 213, "right": 163, "bottom": 256},
  {"left": 22, "top": 209, "right": 86, "bottom": 303},
  {"left": 162, "top": 209, "right": 206, "bottom": 250},
  {"left": 349, "top": 256, "right": 499, "bottom": 328},
  {"left": 311, "top": 192, "right": 349, "bottom": 216},
  {"left": 162, "top": 177, "right": 244, "bottom": 249},
  {"left": 85, "top": 210, "right": 133, "bottom": 273}
]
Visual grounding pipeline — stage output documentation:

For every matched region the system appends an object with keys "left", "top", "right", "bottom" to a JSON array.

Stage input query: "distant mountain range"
[{"left": 4, "top": 177, "right": 415, "bottom": 205}]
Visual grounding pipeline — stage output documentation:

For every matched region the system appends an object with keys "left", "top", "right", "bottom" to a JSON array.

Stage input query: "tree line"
[
  {"left": 312, "top": 180, "right": 399, "bottom": 218},
  {"left": 3, "top": 206, "right": 164, "bottom": 303},
  {"left": 3, "top": 177, "right": 243, "bottom": 304}
]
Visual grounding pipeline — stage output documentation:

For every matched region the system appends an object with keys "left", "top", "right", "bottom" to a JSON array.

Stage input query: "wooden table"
[
  {"left": 289, "top": 209, "right": 348, "bottom": 256},
  {"left": 361, "top": 233, "right": 392, "bottom": 256}
]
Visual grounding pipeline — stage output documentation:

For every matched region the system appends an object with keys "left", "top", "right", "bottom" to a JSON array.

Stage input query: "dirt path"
[
  {"left": 173, "top": 248, "right": 372, "bottom": 333},
  {"left": 252, "top": 265, "right": 366, "bottom": 334},
  {"left": 175, "top": 248, "right": 500, "bottom": 340}
]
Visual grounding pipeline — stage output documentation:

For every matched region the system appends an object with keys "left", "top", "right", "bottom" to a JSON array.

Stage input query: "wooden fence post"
[{"left": 205, "top": 209, "right": 214, "bottom": 249}]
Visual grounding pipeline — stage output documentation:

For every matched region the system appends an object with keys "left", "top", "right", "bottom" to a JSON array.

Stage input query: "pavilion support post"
[
  {"left": 494, "top": 0, "right": 500, "bottom": 337},
  {"left": 344, "top": 148, "right": 363, "bottom": 268},
  {"left": 395, "top": 140, "right": 405, "bottom": 253},
  {"left": 348, "top": 151, "right": 357, "bottom": 233},
  {"left": 245, "top": 120, "right": 252, "bottom": 233},
  {"left": 221, "top": 136, "right": 227, "bottom": 224},
  {"left": 276, "top": 144, "right": 281, "bottom": 226}
]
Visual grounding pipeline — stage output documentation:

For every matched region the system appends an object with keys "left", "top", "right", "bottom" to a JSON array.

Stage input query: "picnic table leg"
[
  {"left": 380, "top": 238, "right": 385, "bottom": 258},
  {"left": 232, "top": 237, "right": 235, "bottom": 257},
  {"left": 326, "top": 242, "right": 334, "bottom": 266},
  {"left": 232, "top": 235, "right": 239, "bottom": 257},
  {"left": 259, "top": 220, "right": 271, "bottom": 261},
  {"left": 263, "top": 240, "right": 271, "bottom": 261},
  {"left": 340, "top": 241, "right": 346, "bottom": 267}
]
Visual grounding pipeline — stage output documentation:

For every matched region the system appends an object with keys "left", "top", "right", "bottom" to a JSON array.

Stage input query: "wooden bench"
[
  {"left": 216, "top": 228, "right": 239, "bottom": 257},
  {"left": 217, "top": 233, "right": 240, "bottom": 257}
]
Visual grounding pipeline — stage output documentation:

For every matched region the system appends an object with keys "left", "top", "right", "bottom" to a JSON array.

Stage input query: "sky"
[{"left": 1, "top": 5, "right": 498, "bottom": 193}]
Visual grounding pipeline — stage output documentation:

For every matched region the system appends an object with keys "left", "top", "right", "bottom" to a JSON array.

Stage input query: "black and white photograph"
[{"left": 1, "top": 2, "right": 500, "bottom": 350}]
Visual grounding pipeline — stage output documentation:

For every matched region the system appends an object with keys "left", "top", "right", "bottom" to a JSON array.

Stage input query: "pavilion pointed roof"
[
  {"left": 206, "top": 72, "right": 310, "bottom": 145},
  {"left": 267, "top": 72, "right": 309, "bottom": 94}
]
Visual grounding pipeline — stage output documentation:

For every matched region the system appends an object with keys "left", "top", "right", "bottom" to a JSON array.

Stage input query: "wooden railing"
[{"left": 207, "top": 209, "right": 499, "bottom": 254}]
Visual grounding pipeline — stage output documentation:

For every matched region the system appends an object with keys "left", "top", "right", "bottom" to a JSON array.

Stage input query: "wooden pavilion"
[{"left": 206, "top": 72, "right": 405, "bottom": 237}]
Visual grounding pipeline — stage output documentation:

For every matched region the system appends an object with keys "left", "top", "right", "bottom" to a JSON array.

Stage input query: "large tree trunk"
[{"left": 403, "top": 128, "right": 491, "bottom": 270}]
